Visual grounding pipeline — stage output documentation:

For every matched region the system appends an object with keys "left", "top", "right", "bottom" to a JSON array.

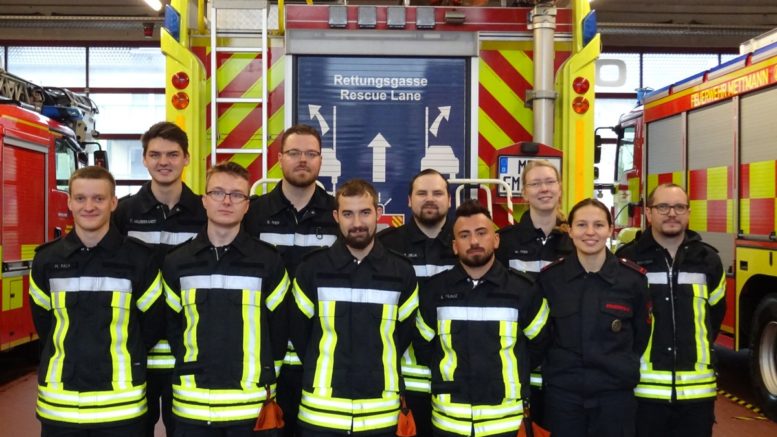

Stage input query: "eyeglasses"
[
  {"left": 524, "top": 179, "right": 559, "bottom": 189},
  {"left": 649, "top": 203, "right": 689, "bottom": 215},
  {"left": 206, "top": 190, "right": 250, "bottom": 203},
  {"left": 282, "top": 149, "right": 321, "bottom": 159}
]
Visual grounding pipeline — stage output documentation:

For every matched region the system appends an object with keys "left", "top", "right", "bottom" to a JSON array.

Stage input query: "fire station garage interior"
[{"left": 2, "top": 0, "right": 777, "bottom": 435}]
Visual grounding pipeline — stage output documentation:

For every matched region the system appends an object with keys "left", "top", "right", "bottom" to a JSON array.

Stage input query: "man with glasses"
[
  {"left": 113, "top": 121, "right": 207, "bottom": 437},
  {"left": 616, "top": 183, "right": 725, "bottom": 437},
  {"left": 244, "top": 124, "right": 339, "bottom": 436},
  {"left": 163, "top": 162, "right": 290, "bottom": 436}
]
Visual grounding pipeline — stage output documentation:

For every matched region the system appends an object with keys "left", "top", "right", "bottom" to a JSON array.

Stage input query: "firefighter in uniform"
[
  {"left": 290, "top": 179, "right": 419, "bottom": 436},
  {"left": 539, "top": 198, "right": 651, "bottom": 437},
  {"left": 29, "top": 166, "right": 164, "bottom": 437},
  {"left": 113, "top": 121, "right": 207, "bottom": 437},
  {"left": 616, "top": 183, "right": 725, "bottom": 437},
  {"left": 162, "top": 162, "right": 290, "bottom": 436},
  {"left": 377, "top": 168, "right": 457, "bottom": 436},
  {"left": 495, "top": 160, "right": 572, "bottom": 425},
  {"left": 243, "top": 124, "right": 339, "bottom": 437},
  {"left": 416, "top": 200, "right": 550, "bottom": 437}
]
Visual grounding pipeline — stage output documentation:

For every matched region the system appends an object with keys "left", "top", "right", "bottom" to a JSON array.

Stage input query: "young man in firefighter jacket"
[
  {"left": 162, "top": 162, "right": 291, "bottom": 436},
  {"left": 616, "top": 183, "right": 725, "bottom": 437},
  {"left": 290, "top": 179, "right": 419, "bottom": 436},
  {"left": 113, "top": 121, "right": 207, "bottom": 437},
  {"left": 376, "top": 168, "right": 457, "bottom": 437},
  {"left": 415, "top": 199, "right": 550, "bottom": 437},
  {"left": 243, "top": 124, "right": 339, "bottom": 437},
  {"left": 29, "top": 166, "right": 164, "bottom": 436}
]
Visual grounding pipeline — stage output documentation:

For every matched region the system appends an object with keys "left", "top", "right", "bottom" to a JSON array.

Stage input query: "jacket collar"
[
  {"left": 634, "top": 227, "right": 702, "bottom": 254},
  {"left": 406, "top": 216, "right": 453, "bottom": 246},
  {"left": 449, "top": 258, "right": 507, "bottom": 287},
  {"left": 328, "top": 238, "right": 388, "bottom": 271},
  {"left": 561, "top": 251, "right": 620, "bottom": 285},
  {"left": 134, "top": 181, "right": 202, "bottom": 214},
  {"left": 265, "top": 182, "right": 334, "bottom": 216},
  {"left": 512, "top": 211, "right": 565, "bottom": 243},
  {"left": 63, "top": 226, "right": 124, "bottom": 257},
  {"left": 189, "top": 226, "right": 255, "bottom": 256}
]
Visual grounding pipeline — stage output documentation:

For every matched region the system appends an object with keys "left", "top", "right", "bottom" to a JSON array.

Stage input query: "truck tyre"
[{"left": 750, "top": 293, "right": 777, "bottom": 421}]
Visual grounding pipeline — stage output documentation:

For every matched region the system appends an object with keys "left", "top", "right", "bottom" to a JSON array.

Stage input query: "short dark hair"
[
  {"left": 281, "top": 124, "right": 321, "bottom": 152},
  {"left": 335, "top": 179, "right": 378, "bottom": 210},
  {"left": 205, "top": 161, "right": 251, "bottom": 191},
  {"left": 141, "top": 121, "right": 189, "bottom": 156},
  {"left": 568, "top": 198, "right": 612, "bottom": 227},
  {"left": 68, "top": 165, "right": 116, "bottom": 194},
  {"left": 408, "top": 168, "right": 449, "bottom": 196},
  {"left": 646, "top": 183, "right": 687, "bottom": 207},
  {"left": 454, "top": 199, "right": 492, "bottom": 221}
]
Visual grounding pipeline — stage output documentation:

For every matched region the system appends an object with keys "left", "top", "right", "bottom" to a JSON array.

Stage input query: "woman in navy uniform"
[{"left": 539, "top": 198, "right": 651, "bottom": 437}]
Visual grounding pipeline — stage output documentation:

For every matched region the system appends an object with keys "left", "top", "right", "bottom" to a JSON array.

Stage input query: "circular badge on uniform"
[{"left": 611, "top": 319, "right": 622, "bottom": 333}]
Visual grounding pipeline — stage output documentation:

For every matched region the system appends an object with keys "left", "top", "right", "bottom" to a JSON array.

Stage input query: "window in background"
[
  {"left": 98, "top": 138, "right": 149, "bottom": 182},
  {"left": 89, "top": 47, "right": 165, "bottom": 88},
  {"left": 6, "top": 46, "right": 86, "bottom": 87},
  {"left": 90, "top": 93, "right": 165, "bottom": 134},
  {"left": 595, "top": 53, "right": 641, "bottom": 93},
  {"left": 642, "top": 53, "right": 719, "bottom": 90},
  {"left": 0, "top": 47, "right": 5, "bottom": 69}
]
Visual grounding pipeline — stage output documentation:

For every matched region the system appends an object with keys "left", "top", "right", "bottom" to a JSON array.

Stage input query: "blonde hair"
[{"left": 522, "top": 160, "right": 568, "bottom": 231}]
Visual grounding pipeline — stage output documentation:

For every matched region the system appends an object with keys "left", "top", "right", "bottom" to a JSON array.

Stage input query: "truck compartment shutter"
[
  {"left": 646, "top": 114, "right": 683, "bottom": 175},
  {"left": 740, "top": 86, "right": 777, "bottom": 164}
]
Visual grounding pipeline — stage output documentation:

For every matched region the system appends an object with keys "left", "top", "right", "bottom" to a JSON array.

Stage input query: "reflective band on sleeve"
[
  {"left": 678, "top": 272, "right": 707, "bottom": 285},
  {"left": 128, "top": 230, "right": 197, "bottom": 246},
  {"left": 439, "top": 320, "right": 458, "bottom": 382},
  {"left": 499, "top": 321, "right": 520, "bottom": 399},
  {"left": 110, "top": 291, "right": 133, "bottom": 390},
  {"left": 180, "top": 275, "right": 262, "bottom": 291},
  {"left": 692, "top": 284, "right": 711, "bottom": 366},
  {"left": 646, "top": 272, "right": 668, "bottom": 285},
  {"left": 182, "top": 289, "right": 200, "bottom": 363},
  {"left": 413, "top": 264, "right": 455, "bottom": 278},
  {"left": 508, "top": 259, "right": 550, "bottom": 273},
  {"left": 313, "top": 301, "right": 337, "bottom": 392},
  {"left": 29, "top": 273, "right": 51, "bottom": 310},
  {"left": 137, "top": 272, "right": 163, "bottom": 312},
  {"left": 318, "top": 287, "right": 401, "bottom": 305},
  {"left": 380, "top": 304, "right": 399, "bottom": 392},
  {"left": 259, "top": 232, "right": 337, "bottom": 248},
  {"left": 266, "top": 271, "right": 290, "bottom": 311},
  {"left": 438, "top": 306, "right": 518, "bottom": 322},
  {"left": 241, "top": 290, "right": 263, "bottom": 388},
  {"left": 292, "top": 279, "right": 315, "bottom": 319},
  {"left": 164, "top": 279, "right": 182, "bottom": 313},
  {"left": 398, "top": 285, "right": 419, "bottom": 322},
  {"left": 708, "top": 273, "right": 725, "bottom": 305},
  {"left": 46, "top": 291, "right": 69, "bottom": 385},
  {"left": 416, "top": 311, "right": 435, "bottom": 342},
  {"left": 49, "top": 276, "right": 132, "bottom": 293},
  {"left": 524, "top": 298, "right": 549, "bottom": 340}
]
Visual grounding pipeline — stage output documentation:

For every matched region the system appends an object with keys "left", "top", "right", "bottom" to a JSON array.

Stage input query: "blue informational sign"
[{"left": 295, "top": 56, "right": 468, "bottom": 223}]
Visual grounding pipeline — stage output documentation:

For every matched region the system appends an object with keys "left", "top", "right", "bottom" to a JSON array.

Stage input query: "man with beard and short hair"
[
  {"left": 244, "top": 124, "right": 339, "bottom": 436},
  {"left": 416, "top": 200, "right": 549, "bottom": 437},
  {"left": 377, "top": 169, "right": 457, "bottom": 436},
  {"left": 290, "top": 179, "right": 419, "bottom": 437},
  {"left": 616, "top": 183, "right": 725, "bottom": 437}
]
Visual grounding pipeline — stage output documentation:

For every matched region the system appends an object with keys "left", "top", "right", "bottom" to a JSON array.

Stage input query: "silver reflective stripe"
[
  {"left": 437, "top": 306, "right": 518, "bottom": 322},
  {"left": 413, "top": 264, "right": 455, "bottom": 278},
  {"left": 260, "top": 232, "right": 337, "bottom": 248},
  {"left": 180, "top": 275, "right": 262, "bottom": 291},
  {"left": 128, "top": 230, "right": 197, "bottom": 246},
  {"left": 646, "top": 272, "right": 668, "bottom": 285},
  {"left": 49, "top": 277, "right": 132, "bottom": 293},
  {"left": 508, "top": 259, "right": 550, "bottom": 273},
  {"left": 317, "top": 287, "right": 400, "bottom": 305},
  {"left": 678, "top": 272, "right": 706, "bottom": 285}
]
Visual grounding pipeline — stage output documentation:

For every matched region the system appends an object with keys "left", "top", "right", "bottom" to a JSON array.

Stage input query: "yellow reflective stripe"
[
  {"left": 416, "top": 311, "right": 435, "bottom": 342},
  {"left": 524, "top": 298, "right": 549, "bottom": 340},
  {"left": 301, "top": 390, "right": 400, "bottom": 413},
  {"left": 38, "top": 384, "right": 146, "bottom": 406},
  {"left": 641, "top": 314, "right": 656, "bottom": 367},
  {"left": 398, "top": 284, "right": 419, "bottom": 322},
  {"left": 37, "top": 396, "right": 147, "bottom": 424},
  {"left": 241, "top": 289, "right": 262, "bottom": 389},
  {"left": 639, "top": 369, "right": 716, "bottom": 384},
  {"left": 182, "top": 289, "right": 200, "bottom": 364},
  {"left": 298, "top": 404, "right": 352, "bottom": 431},
  {"left": 283, "top": 350, "right": 301, "bottom": 365},
  {"left": 173, "top": 383, "right": 274, "bottom": 404},
  {"left": 352, "top": 410, "right": 400, "bottom": 433},
  {"left": 634, "top": 384, "right": 673, "bottom": 400},
  {"left": 313, "top": 301, "right": 337, "bottom": 395},
  {"left": 46, "top": 291, "right": 69, "bottom": 385},
  {"left": 634, "top": 382, "right": 717, "bottom": 400},
  {"left": 676, "top": 383, "right": 717, "bottom": 400},
  {"left": 474, "top": 415, "right": 523, "bottom": 437},
  {"left": 432, "top": 410, "right": 472, "bottom": 436},
  {"left": 708, "top": 273, "right": 725, "bottom": 305},
  {"left": 433, "top": 397, "right": 523, "bottom": 420},
  {"left": 173, "top": 398, "right": 268, "bottom": 423},
  {"left": 293, "top": 278, "right": 315, "bottom": 318},
  {"left": 266, "top": 270, "right": 290, "bottom": 311},
  {"left": 381, "top": 304, "right": 399, "bottom": 392},
  {"left": 29, "top": 273, "right": 51, "bottom": 310},
  {"left": 147, "top": 357, "right": 176, "bottom": 369},
  {"left": 110, "top": 291, "right": 133, "bottom": 390},
  {"left": 136, "top": 271, "right": 162, "bottom": 312},
  {"left": 499, "top": 321, "right": 520, "bottom": 399},
  {"left": 692, "top": 283, "right": 711, "bottom": 367},
  {"left": 439, "top": 320, "right": 457, "bottom": 382},
  {"left": 164, "top": 279, "right": 182, "bottom": 313},
  {"left": 275, "top": 359, "right": 283, "bottom": 376},
  {"left": 404, "top": 377, "right": 432, "bottom": 392},
  {"left": 530, "top": 372, "right": 543, "bottom": 387},
  {"left": 150, "top": 340, "right": 171, "bottom": 353}
]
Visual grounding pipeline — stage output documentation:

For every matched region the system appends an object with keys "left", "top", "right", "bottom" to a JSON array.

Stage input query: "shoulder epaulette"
[
  {"left": 507, "top": 267, "right": 535, "bottom": 285},
  {"left": 614, "top": 239, "right": 636, "bottom": 256},
  {"left": 697, "top": 241, "right": 720, "bottom": 253},
  {"left": 618, "top": 257, "right": 647, "bottom": 275},
  {"left": 125, "top": 235, "right": 155, "bottom": 251},
  {"left": 385, "top": 247, "right": 415, "bottom": 267},
  {"left": 376, "top": 225, "right": 401, "bottom": 240},
  {"left": 34, "top": 237, "right": 62, "bottom": 253},
  {"left": 249, "top": 235, "right": 281, "bottom": 253},
  {"left": 300, "top": 245, "right": 329, "bottom": 262},
  {"left": 541, "top": 257, "right": 566, "bottom": 272}
]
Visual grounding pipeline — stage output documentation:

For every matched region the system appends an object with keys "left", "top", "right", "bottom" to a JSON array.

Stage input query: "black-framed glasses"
[
  {"left": 282, "top": 149, "right": 321, "bottom": 159},
  {"left": 206, "top": 190, "right": 250, "bottom": 203},
  {"left": 649, "top": 203, "right": 689, "bottom": 215}
]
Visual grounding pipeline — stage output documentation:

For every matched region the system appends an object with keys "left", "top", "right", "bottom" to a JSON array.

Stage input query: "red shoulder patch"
[{"left": 619, "top": 258, "right": 647, "bottom": 275}]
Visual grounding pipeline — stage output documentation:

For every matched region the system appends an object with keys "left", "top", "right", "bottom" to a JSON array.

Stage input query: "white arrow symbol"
[
  {"left": 368, "top": 133, "right": 391, "bottom": 182},
  {"left": 428, "top": 106, "right": 451, "bottom": 137},
  {"left": 308, "top": 104, "right": 330, "bottom": 135}
]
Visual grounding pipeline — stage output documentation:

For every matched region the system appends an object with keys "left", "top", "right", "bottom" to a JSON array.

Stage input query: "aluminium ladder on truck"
[{"left": 208, "top": 0, "right": 269, "bottom": 179}]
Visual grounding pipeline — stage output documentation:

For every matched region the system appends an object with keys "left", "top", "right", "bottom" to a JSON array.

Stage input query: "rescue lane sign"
[
  {"left": 295, "top": 56, "right": 467, "bottom": 222},
  {"left": 498, "top": 156, "right": 561, "bottom": 197}
]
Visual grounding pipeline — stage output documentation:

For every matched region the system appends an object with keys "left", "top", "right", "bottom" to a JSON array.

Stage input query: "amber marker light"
[
  {"left": 172, "top": 72, "right": 190, "bottom": 90},
  {"left": 172, "top": 92, "right": 190, "bottom": 110},
  {"left": 572, "top": 76, "right": 590, "bottom": 94},
  {"left": 572, "top": 96, "right": 590, "bottom": 114}
]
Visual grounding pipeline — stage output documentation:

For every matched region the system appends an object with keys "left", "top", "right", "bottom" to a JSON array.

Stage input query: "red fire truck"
[
  {"left": 0, "top": 68, "right": 100, "bottom": 351},
  {"left": 607, "top": 28, "right": 777, "bottom": 419}
]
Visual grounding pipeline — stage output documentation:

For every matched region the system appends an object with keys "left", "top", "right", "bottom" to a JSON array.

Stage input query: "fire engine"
[
  {"left": 0, "top": 68, "right": 101, "bottom": 351},
  {"left": 160, "top": 0, "right": 599, "bottom": 226},
  {"left": 607, "top": 28, "right": 777, "bottom": 419}
]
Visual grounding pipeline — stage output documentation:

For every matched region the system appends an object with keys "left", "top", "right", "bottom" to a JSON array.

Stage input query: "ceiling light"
[{"left": 144, "top": 0, "right": 163, "bottom": 11}]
